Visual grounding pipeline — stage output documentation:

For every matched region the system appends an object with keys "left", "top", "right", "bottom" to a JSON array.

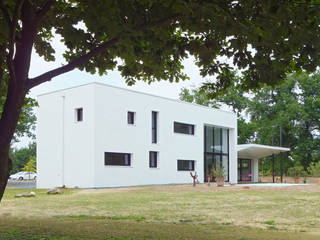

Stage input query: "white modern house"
[{"left": 36, "top": 82, "right": 289, "bottom": 189}]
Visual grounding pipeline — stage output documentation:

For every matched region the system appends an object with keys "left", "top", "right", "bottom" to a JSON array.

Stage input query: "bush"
[
  {"left": 287, "top": 166, "right": 306, "bottom": 179},
  {"left": 211, "top": 166, "right": 226, "bottom": 178},
  {"left": 307, "top": 162, "right": 320, "bottom": 177}
]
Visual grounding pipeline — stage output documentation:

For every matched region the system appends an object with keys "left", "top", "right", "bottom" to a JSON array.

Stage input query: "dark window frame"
[
  {"left": 174, "top": 122, "right": 195, "bottom": 135},
  {"left": 104, "top": 152, "right": 131, "bottom": 166},
  {"left": 76, "top": 108, "right": 83, "bottom": 122},
  {"left": 127, "top": 111, "right": 135, "bottom": 125},
  {"left": 149, "top": 151, "right": 158, "bottom": 168},
  {"left": 177, "top": 160, "right": 195, "bottom": 171}
]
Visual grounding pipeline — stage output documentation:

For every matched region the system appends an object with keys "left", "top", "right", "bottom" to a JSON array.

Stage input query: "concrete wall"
[
  {"left": 37, "top": 84, "right": 95, "bottom": 188},
  {"left": 37, "top": 83, "right": 237, "bottom": 188}
]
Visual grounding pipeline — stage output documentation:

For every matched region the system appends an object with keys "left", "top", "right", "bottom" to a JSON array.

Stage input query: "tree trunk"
[
  {"left": 0, "top": 81, "right": 26, "bottom": 201},
  {"left": 0, "top": 151, "right": 11, "bottom": 201},
  {"left": 0, "top": 0, "right": 38, "bottom": 202}
]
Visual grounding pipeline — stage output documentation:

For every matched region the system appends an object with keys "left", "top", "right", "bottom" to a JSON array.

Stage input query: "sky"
[
  {"left": 15, "top": 35, "right": 217, "bottom": 148},
  {"left": 29, "top": 35, "right": 210, "bottom": 99}
]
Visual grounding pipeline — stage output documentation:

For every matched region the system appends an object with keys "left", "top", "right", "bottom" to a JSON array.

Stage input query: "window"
[
  {"left": 174, "top": 122, "right": 194, "bottom": 135},
  {"left": 177, "top": 160, "right": 195, "bottom": 171},
  {"left": 149, "top": 151, "right": 158, "bottom": 168},
  {"left": 214, "top": 127, "right": 221, "bottom": 153},
  {"left": 152, "top": 111, "right": 158, "bottom": 143},
  {"left": 75, "top": 108, "right": 83, "bottom": 122},
  {"left": 104, "top": 152, "right": 131, "bottom": 166},
  {"left": 204, "top": 125, "right": 229, "bottom": 182},
  {"left": 127, "top": 111, "right": 135, "bottom": 125}
]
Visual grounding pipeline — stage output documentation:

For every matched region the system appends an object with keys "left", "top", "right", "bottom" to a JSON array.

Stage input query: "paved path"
[
  {"left": 240, "top": 183, "right": 311, "bottom": 187},
  {"left": 6, "top": 180, "right": 36, "bottom": 189}
]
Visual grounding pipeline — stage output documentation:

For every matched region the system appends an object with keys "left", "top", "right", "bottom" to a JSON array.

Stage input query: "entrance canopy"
[{"left": 237, "top": 144, "right": 290, "bottom": 159}]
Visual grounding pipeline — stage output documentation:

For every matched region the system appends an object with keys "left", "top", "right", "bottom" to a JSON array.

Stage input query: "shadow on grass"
[{"left": 0, "top": 217, "right": 319, "bottom": 240}]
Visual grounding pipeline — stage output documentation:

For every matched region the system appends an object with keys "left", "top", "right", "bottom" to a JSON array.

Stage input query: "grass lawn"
[{"left": 0, "top": 184, "right": 320, "bottom": 239}]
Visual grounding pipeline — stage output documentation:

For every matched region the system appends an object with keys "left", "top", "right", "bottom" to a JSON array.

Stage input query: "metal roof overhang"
[{"left": 237, "top": 144, "right": 290, "bottom": 160}]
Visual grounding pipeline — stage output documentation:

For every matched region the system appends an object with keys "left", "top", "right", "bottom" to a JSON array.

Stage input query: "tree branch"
[
  {"left": 27, "top": 12, "right": 182, "bottom": 89},
  {"left": 27, "top": 37, "right": 119, "bottom": 89},
  {"left": 35, "top": 0, "right": 54, "bottom": 22},
  {"left": 7, "top": 0, "right": 25, "bottom": 83},
  {"left": 0, "top": 0, "right": 12, "bottom": 26},
  {"left": 0, "top": 45, "right": 4, "bottom": 91}
]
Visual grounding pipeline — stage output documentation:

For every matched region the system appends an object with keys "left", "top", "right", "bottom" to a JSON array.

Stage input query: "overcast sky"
[{"left": 29, "top": 35, "right": 210, "bottom": 100}]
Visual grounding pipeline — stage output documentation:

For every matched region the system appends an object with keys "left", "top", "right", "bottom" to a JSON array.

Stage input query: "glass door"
[{"left": 238, "top": 159, "right": 251, "bottom": 182}]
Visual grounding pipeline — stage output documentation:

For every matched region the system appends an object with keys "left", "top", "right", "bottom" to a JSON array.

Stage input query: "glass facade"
[{"left": 204, "top": 126, "right": 229, "bottom": 181}]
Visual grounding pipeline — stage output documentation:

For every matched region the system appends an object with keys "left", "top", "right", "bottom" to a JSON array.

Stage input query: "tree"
[
  {"left": 1, "top": 76, "right": 37, "bottom": 142},
  {"left": 9, "top": 142, "right": 36, "bottom": 174},
  {"left": 249, "top": 72, "right": 320, "bottom": 173},
  {"left": 22, "top": 156, "right": 36, "bottom": 173},
  {"left": 1, "top": 0, "right": 320, "bottom": 201},
  {"left": 180, "top": 72, "right": 320, "bottom": 174},
  {"left": 307, "top": 161, "right": 320, "bottom": 177}
]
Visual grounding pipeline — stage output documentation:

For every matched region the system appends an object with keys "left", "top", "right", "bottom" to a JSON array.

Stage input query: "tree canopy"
[
  {"left": 1, "top": 1, "right": 320, "bottom": 92},
  {"left": 180, "top": 72, "right": 320, "bottom": 175}
]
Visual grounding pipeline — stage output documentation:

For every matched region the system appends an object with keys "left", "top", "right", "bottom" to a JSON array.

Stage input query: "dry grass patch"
[{"left": 1, "top": 184, "right": 320, "bottom": 239}]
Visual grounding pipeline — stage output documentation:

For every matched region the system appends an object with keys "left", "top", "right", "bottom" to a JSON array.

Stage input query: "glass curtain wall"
[{"left": 204, "top": 126, "right": 229, "bottom": 182}]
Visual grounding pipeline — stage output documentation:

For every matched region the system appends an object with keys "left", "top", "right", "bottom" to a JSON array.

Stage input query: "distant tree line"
[
  {"left": 9, "top": 142, "right": 36, "bottom": 174},
  {"left": 180, "top": 72, "right": 320, "bottom": 176}
]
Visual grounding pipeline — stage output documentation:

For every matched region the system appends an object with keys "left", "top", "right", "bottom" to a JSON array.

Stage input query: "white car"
[{"left": 9, "top": 171, "right": 37, "bottom": 180}]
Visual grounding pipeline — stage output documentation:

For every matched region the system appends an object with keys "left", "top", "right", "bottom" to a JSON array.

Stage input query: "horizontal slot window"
[
  {"left": 174, "top": 122, "right": 194, "bottom": 135},
  {"left": 105, "top": 152, "right": 131, "bottom": 166},
  {"left": 177, "top": 160, "right": 195, "bottom": 171}
]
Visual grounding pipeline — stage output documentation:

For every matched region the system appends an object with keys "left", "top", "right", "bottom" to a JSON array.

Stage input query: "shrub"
[
  {"left": 211, "top": 166, "right": 226, "bottom": 178},
  {"left": 287, "top": 166, "right": 306, "bottom": 179},
  {"left": 307, "top": 162, "right": 320, "bottom": 177}
]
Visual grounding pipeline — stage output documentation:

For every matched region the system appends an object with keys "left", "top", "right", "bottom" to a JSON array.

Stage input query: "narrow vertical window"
[
  {"left": 76, "top": 108, "right": 83, "bottom": 122},
  {"left": 127, "top": 111, "right": 135, "bottom": 125},
  {"left": 152, "top": 111, "right": 158, "bottom": 143},
  {"left": 149, "top": 151, "right": 158, "bottom": 168}
]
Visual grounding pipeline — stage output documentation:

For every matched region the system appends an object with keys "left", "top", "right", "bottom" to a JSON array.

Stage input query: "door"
[{"left": 238, "top": 159, "right": 252, "bottom": 182}]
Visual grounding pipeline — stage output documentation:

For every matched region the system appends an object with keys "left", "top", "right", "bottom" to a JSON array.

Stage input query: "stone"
[
  {"left": 15, "top": 192, "right": 36, "bottom": 198},
  {"left": 46, "top": 188, "right": 63, "bottom": 194}
]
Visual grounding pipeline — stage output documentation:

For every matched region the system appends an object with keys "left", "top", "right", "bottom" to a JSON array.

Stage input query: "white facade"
[{"left": 37, "top": 83, "right": 238, "bottom": 189}]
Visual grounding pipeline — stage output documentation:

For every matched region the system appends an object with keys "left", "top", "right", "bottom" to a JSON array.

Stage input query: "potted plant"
[
  {"left": 212, "top": 166, "right": 226, "bottom": 187},
  {"left": 288, "top": 166, "right": 306, "bottom": 183}
]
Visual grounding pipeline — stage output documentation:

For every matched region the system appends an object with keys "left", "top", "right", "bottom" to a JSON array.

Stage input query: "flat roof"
[
  {"left": 237, "top": 144, "right": 290, "bottom": 159},
  {"left": 37, "top": 82, "right": 235, "bottom": 115}
]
